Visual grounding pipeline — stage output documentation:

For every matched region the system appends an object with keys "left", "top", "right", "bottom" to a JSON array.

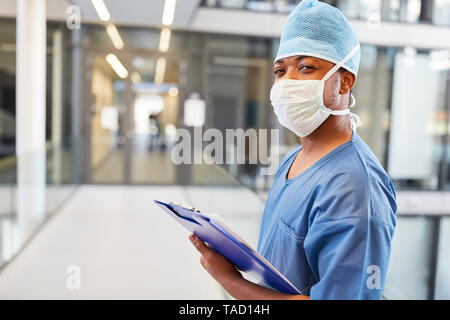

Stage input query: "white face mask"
[{"left": 270, "top": 45, "right": 361, "bottom": 138}]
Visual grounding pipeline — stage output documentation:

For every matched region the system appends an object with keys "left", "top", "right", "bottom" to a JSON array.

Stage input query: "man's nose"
[{"left": 283, "top": 66, "right": 300, "bottom": 80}]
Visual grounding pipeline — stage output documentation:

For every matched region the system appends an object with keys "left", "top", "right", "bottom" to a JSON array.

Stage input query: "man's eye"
[
  {"left": 299, "top": 65, "right": 315, "bottom": 71},
  {"left": 274, "top": 69, "right": 284, "bottom": 75}
]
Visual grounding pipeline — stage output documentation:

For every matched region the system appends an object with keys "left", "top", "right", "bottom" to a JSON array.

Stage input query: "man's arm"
[{"left": 189, "top": 234, "right": 310, "bottom": 300}]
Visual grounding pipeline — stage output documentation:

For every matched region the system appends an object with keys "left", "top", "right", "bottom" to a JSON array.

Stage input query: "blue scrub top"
[{"left": 257, "top": 131, "right": 397, "bottom": 300}]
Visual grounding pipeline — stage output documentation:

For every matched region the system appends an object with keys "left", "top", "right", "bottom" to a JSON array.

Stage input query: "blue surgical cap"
[{"left": 275, "top": 0, "right": 361, "bottom": 76}]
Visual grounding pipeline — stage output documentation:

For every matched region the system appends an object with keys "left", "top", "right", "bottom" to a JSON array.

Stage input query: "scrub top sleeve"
[{"left": 304, "top": 215, "right": 395, "bottom": 300}]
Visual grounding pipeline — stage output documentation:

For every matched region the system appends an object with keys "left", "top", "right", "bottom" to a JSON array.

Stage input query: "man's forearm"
[
  {"left": 189, "top": 234, "right": 309, "bottom": 300},
  {"left": 220, "top": 274, "right": 310, "bottom": 300}
]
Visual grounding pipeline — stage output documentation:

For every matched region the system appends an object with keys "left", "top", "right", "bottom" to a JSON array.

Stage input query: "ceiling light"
[
  {"left": 91, "top": 0, "right": 111, "bottom": 21},
  {"left": 168, "top": 86, "right": 178, "bottom": 97},
  {"left": 106, "top": 53, "right": 128, "bottom": 79},
  {"left": 106, "top": 24, "right": 124, "bottom": 50},
  {"left": 154, "top": 57, "right": 166, "bottom": 84},
  {"left": 159, "top": 28, "right": 171, "bottom": 52},
  {"left": 162, "top": 0, "right": 177, "bottom": 26}
]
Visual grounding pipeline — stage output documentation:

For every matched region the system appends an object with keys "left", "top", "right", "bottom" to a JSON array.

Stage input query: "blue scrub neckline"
[{"left": 284, "top": 130, "right": 357, "bottom": 184}]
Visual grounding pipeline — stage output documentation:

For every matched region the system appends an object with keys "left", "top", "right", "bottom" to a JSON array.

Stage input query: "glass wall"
[
  {"left": 201, "top": 0, "right": 450, "bottom": 26},
  {"left": 0, "top": 19, "right": 79, "bottom": 270},
  {"left": 436, "top": 216, "right": 450, "bottom": 299},
  {"left": 0, "top": 20, "right": 15, "bottom": 159},
  {"left": 351, "top": 45, "right": 393, "bottom": 168},
  {"left": 73, "top": 23, "right": 450, "bottom": 194},
  {"left": 387, "top": 48, "right": 449, "bottom": 190},
  {"left": 384, "top": 215, "right": 445, "bottom": 300}
]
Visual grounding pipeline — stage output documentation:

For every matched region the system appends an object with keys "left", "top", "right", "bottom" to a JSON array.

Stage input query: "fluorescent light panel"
[
  {"left": 91, "top": 0, "right": 111, "bottom": 21},
  {"left": 106, "top": 24, "right": 124, "bottom": 50},
  {"left": 106, "top": 53, "right": 128, "bottom": 79},
  {"left": 162, "top": 0, "right": 176, "bottom": 26},
  {"left": 159, "top": 28, "right": 171, "bottom": 52},
  {"left": 154, "top": 57, "right": 166, "bottom": 84}
]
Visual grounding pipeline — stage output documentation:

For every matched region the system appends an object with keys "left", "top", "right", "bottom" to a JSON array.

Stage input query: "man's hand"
[
  {"left": 188, "top": 234, "right": 310, "bottom": 300},
  {"left": 189, "top": 234, "right": 243, "bottom": 284}
]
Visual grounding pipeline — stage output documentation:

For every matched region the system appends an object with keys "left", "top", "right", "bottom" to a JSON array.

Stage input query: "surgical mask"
[{"left": 270, "top": 45, "right": 362, "bottom": 138}]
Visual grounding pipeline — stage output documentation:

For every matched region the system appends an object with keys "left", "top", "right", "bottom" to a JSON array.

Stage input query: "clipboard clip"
[{"left": 169, "top": 201, "right": 201, "bottom": 213}]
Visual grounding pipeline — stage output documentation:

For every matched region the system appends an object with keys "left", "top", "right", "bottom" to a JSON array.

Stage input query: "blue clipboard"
[{"left": 154, "top": 199, "right": 302, "bottom": 295}]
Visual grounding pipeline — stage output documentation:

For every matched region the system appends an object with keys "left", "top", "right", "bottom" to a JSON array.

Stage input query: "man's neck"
[{"left": 300, "top": 115, "right": 353, "bottom": 155}]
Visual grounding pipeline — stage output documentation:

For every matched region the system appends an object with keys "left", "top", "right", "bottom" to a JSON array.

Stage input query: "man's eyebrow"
[
  {"left": 274, "top": 56, "right": 310, "bottom": 65},
  {"left": 274, "top": 59, "right": 283, "bottom": 65}
]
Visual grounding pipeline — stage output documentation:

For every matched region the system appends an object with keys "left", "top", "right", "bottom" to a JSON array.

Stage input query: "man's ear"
[{"left": 339, "top": 70, "right": 356, "bottom": 95}]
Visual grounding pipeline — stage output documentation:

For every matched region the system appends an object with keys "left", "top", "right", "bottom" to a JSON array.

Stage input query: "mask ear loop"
[
  {"left": 319, "top": 45, "right": 362, "bottom": 131},
  {"left": 349, "top": 93, "right": 362, "bottom": 130},
  {"left": 349, "top": 93, "right": 356, "bottom": 109},
  {"left": 320, "top": 44, "right": 361, "bottom": 115},
  {"left": 322, "top": 44, "right": 361, "bottom": 83},
  {"left": 321, "top": 44, "right": 361, "bottom": 130}
]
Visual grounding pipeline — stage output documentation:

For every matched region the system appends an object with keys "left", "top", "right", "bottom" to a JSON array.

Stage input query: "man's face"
[{"left": 272, "top": 55, "right": 355, "bottom": 110}]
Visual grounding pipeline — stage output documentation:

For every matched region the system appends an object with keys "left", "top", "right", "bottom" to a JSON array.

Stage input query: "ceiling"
[{"left": 70, "top": 0, "right": 201, "bottom": 28}]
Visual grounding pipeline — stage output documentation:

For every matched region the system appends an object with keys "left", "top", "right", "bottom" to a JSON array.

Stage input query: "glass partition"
[
  {"left": 201, "top": 0, "right": 450, "bottom": 26},
  {"left": 384, "top": 215, "right": 436, "bottom": 300},
  {"left": 384, "top": 214, "right": 450, "bottom": 300},
  {"left": 435, "top": 217, "right": 450, "bottom": 299},
  {"left": 0, "top": 18, "right": 80, "bottom": 270},
  {"left": 0, "top": 20, "right": 16, "bottom": 158},
  {"left": 75, "top": 24, "right": 450, "bottom": 194},
  {"left": 0, "top": 143, "right": 78, "bottom": 270},
  {"left": 387, "top": 49, "right": 449, "bottom": 190}
]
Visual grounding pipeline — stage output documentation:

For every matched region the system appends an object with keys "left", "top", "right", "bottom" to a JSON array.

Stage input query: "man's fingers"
[{"left": 189, "top": 234, "right": 210, "bottom": 256}]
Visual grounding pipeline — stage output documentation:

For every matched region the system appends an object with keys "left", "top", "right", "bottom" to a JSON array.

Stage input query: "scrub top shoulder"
[{"left": 257, "top": 132, "right": 397, "bottom": 300}]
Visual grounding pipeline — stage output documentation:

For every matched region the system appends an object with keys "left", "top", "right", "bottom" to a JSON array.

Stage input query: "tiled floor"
[{"left": 0, "top": 185, "right": 265, "bottom": 299}]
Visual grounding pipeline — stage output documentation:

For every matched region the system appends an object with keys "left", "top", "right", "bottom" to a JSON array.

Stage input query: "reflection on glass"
[
  {"left": 388, "top": 49, "right": 447, "bottom": 190},
  {"left": 0, "top": 20, "right": 16, "bottom": 158},
  {"left": 352, "top": 45, "right": 393, "bottom": 167},
  {"left": 0, "top": 146, "right": 77, "bottom": 270},
  {"left": 384, "top": 216, "right": 434, "bottom": 300},
  {"left": 0, "top": 20, "right": 78, "bottom": 270},
  {"left": 435, "top": 217, "right": 450, "bottom": 299},
  {"left": 433, "top": 0, "right": 450, "bottom": 26},
  {"left": 90, "top": 55, "right": 126, "bottom": 183}
]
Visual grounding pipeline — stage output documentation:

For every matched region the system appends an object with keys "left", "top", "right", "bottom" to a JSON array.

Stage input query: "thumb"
[{"left": 189, "top": 234, "right": 210, "bottom": 256}]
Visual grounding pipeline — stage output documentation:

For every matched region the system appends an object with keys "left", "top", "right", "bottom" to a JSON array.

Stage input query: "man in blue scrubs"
[{"left": 189, "top": 0, "right": 397, "bottom": 300}]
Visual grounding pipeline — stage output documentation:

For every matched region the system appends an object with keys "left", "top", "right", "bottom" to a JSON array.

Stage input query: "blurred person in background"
[{"left": 148, "top": 113, "right": 162, "bottom": 151}]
